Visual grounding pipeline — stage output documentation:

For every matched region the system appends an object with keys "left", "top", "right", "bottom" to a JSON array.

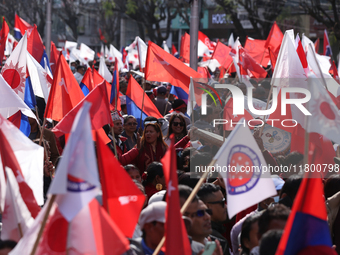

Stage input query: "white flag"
[
  {"left": 213, "top": 122, "right": 276, "bottom": 218},
  {"left": 48, "top": 102, "right": 100, "bottom": 221},
  {"left": 99, "top": 56, "right": 113, "bottom": 83},
  {"left": 80, "top": 43, "right": 95, "bottom": 62},
  {"left": 1, "top": 167, "right": 34, "bottom": 242},
  {"left": 137, "top": 37, "right": 147, "bottom": 69},
  {"left": 110, "top": 44, "right": 124, "bottom": 70}
]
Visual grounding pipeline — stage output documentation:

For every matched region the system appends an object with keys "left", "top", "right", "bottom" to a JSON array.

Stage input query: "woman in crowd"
[
  {"left": 134, "top": 122, "right": 168, "bottom": 174},
  {"left": 163, "top": 114, "right": 188, "bottom": 146},
  {"left": 142, "top": 162, "right": 166, "bottom": 200}
]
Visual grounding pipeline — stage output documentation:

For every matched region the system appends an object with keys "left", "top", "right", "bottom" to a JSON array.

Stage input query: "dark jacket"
[{"left": 209, "top": 221, "right": 231, "bottom": 255}]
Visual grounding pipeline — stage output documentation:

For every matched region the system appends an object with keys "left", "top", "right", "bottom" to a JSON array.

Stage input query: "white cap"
[
  {"left": 148, "top": 190, "right": 166, "bottom": 205},
  {"left": 139, "top": 201, "right": 167, "bottom": 229},
  {"left": 271, "top": 175, "right": 285, "bottom": 191}
]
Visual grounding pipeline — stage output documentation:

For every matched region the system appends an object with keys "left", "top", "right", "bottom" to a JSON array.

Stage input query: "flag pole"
[
  {"left": 111, "top": 126, "right": 118, "bottom": 158},
  {"left": 259, "top": 48, "right": 266, "bottom": 66},
  {"left": 30, "top": 194, "right": 57, "bottom": 255},
  {"left": 140, "top": 79, "right": 146, "bottom": 127},
  {"left": 303, "top": 100, "right": 310, "bottom": 166},
  {"left": 38, "top": 118, "right": 47, "bottom": 146},
  {"left": 259, "top": 83, "right": 274, "bottom": 137},
  {"left": 34, "top": 107, "right": 52, "bottom": 179},
  {"left": 164, "top": 92, "right": 171, "bottom": 116},
  {"left": 4, "top": 168, "right": 24, "bottom": 239},
  {"left": 152, "top": 158, "right": 216, "bottom": 255}
]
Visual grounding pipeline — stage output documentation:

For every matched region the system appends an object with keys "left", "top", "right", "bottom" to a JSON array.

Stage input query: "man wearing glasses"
[{"left": 198, "top": 183, "right": 230, "bottom": 255}]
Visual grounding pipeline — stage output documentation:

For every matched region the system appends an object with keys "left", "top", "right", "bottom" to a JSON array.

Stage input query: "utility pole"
[
  {"left": 189, "top": 0, "right": 199, "bottom": 71},
  {"left": 45, "top": 0, "right": 52, "bottom": 59},
  {"left": 120, "top": 15, "right": 126, "bottom": 50}
]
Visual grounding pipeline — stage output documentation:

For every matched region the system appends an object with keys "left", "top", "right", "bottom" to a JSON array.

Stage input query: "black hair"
[
  {"left": 197, "top": 183, "right": 221, "bottom": 203},
  {"left": 324, "top": 174, "right": 340, "bottom": 199},
  {"left": 0, "top": 240, "right": 17, "bottom": 250},
  {"left": 259, "top": 229, "right": 283, "bottom": 255},
  {"left": 258, "top": 204, "right": 290, "bottom": 238},
  {"left": 178, "top": 184, "right": 199, "bottom": 203},
  {"left": 279, "top": 174, "right": 302, "bottom": 206},
  {"left": 123, "top": 115, "right": 136, "bottom": 124},
  {"left": 240, "top": 213, "right": 261, "bottom": 255},
  {"left": 178, "top": 172, "right": 200, "bottom": 189},
  {"left": 283, "top": 151, "right": 303, "bottom": 167},
  {"left": 260, "top": 80, "right": 271, "bottom": 90},
  {"left": 190, "top": 152, "right": 213, "bottom": 172},
  {"left": 143, "top": 116, "right": 158, "bottom": 124},
  {"left": 132, "top": 179, "right": 145, "bottom": 194},
  {"left": 142, "top": 162, "right": 164, "bottom": 186},
  {"left": 124, "top": 164, "right": 139, "bottom": 172}
]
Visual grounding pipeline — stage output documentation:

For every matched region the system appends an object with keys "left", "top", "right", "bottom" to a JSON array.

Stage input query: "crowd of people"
[{"left": 1, "top": 40, "right": 340, "bottom": 255}]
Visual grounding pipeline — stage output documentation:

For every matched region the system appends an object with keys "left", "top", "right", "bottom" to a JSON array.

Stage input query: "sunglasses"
[
  {"left": 196, "top": 209, "right": 213, "bottom": 217},
  {"left": 172, "top": 122, "right": 184, "bottom": 127},
  {"left": 207, "top": 198, "right": 226, "bottom": 207},
  {"left": 126, "top": 122, "right": 137, "bottom": 126}
]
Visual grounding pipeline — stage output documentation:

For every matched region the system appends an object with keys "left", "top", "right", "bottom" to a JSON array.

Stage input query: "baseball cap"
[{"left": 139, "top": 201, "right": 167, "bottom": 229}]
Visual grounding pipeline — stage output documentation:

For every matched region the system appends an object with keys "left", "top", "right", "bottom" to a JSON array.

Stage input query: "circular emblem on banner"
[{"left": 226, "top": 144, "right": 261, "bottom": 195}]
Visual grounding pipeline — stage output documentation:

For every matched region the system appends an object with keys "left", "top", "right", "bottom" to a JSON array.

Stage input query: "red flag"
[
  {"left": 44, "top": 52, "right": 84, "bottom": 121},
  {"left": 314, "top": 38, "right": 320, "bottom": 54},
  {"left": 197, "top": 66, "right": 211, "bottom": 79},
  {"left": 180, "top": 33, "right": 190, "bottom": 63},
  {"left": 223, "top": 98, "right": 255, "bottom": 131},
  {"left": 99, "top": 28, "right": 107, "bottom": 43},
  {"left": 27, "top": 25, "right": 44, "bottom": 63},
  {"left": 212, "top": 41, "right": 233, "bottom": 69},
  {"left": 93, "top": 68, "right": 118, "bottom": 111},
  {"left": 52, "top": 81, "right": 113, "bottom": 137},
  {"left": 81, "top": 68, "right": 95, "bottom": 92},
  {"left": 126, "top": 76, "right": 163, "bottom": 118},
  {"left": 0, "top": 18, "right": 9, "bottom": 63},
  {"left": 0, "top": 130, "right": 41, "bottom": 218},
  {"left": 50, "top": 41, "right": 60, "bottom": 76},
  {"left": 330, "top": 60, "right": 340, "bottom": 84},
  {"left": 296, "top": 37, "right": 308, "bottom": 74},
  {"left": 268, "top": 47, "right": 277, "bottom": 70},
  {"left": 239, "top": 47, "right": 267, "bottom": 79},
  {"left": 161, "top": 135, "right": 192, "bottom": 255},
  {"left": 96, "top": 131, "right": 145, "bottom": 238},
  {"left": 244, "top": 37, "right": 270, "bottom": 66},
  {"left": 14, "top": 14, "right": 32, "bottom": 38},
  {"left": 145, "top": 41, "right": 202, "bottom": 94},
  {"left": 264, "top": 21, "right": 283, "bottom": 55}
]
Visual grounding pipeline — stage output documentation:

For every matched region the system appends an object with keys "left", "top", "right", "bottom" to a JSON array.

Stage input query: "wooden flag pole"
[
  {"left": 30, "top": 195, "right": 56, "bottom": 255},
  {"left": 111, "top": 126, "right": 118, "bottom": 159},
  {"left": 259, "top": 48, "right": 266, "bottom": 67},
  {"left": 164, "top": 92, "right": 171, "bottom": 116},
  {"left": 152, "top": 159, "right": 216, "bottom": 255},
  {"left": 38, "top": 119, "right": 47, "bottom": 146}
]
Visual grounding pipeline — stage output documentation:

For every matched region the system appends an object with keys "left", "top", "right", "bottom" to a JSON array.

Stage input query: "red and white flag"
[
  {"left": 26, "top": 52, "right": 52, "bottom": 103},
  {"left": 1, "top": 167, "right": 34, "bottom": 242},
  {"left": 306, "top": 75, "right": 340, "bottom": 144},
  {"left": 0, "top": 114, "right": 43, "bottom": 206},
  {"left": 213, "top": 122, "right": 276, "bottom": 218},
  {"left": 80, "top": 43, "right": 95, "bottom": 62},
  {"left": 10, "top": 198, "right": 130, "bottom": 255},
  {"left": 110, "top": 44, "right": 124, "bottom": 70},
  {"left": 48, "top": 102, "right": 101, "bottom": 221},
  {"left": 1, "top": 31, "right": 27, "bottom": 100},
  {"left": 198, "top": 31, "right": 215, "bottom": 56}
]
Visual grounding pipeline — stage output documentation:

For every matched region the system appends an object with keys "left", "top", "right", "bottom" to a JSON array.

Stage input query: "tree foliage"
[{"left": 300, "top": 0, "right": 340, "bottom": 46}]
